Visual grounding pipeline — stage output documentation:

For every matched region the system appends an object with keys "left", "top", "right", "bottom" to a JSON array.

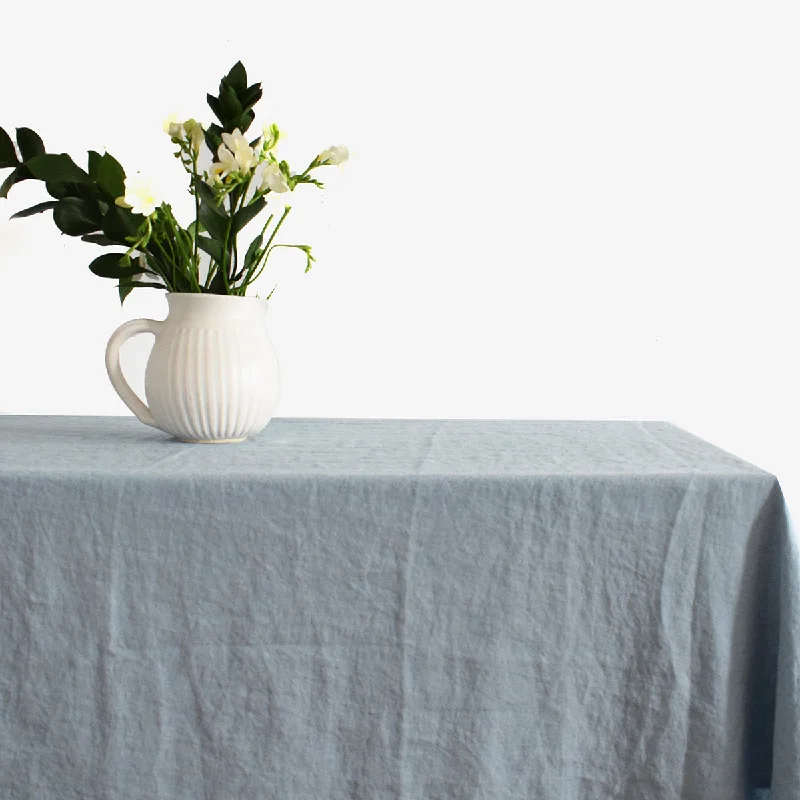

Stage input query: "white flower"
[
  {"left": 162, "top": 113, "right": 185, "bottom": 140},
  {"left": 162, "top": 113, "right": 179, "bottom": 133},
  {"left": 183, "top": 119, "right": 205, "bottom": 153},
  {"left": 221, "top": 128, "right": 258, "bottom": 173},
  {"left": 215, "top": 143, "right": 238, "bottom": 177},
  {"left": 207, "top": 161, "right": 226, "bottom": 185},
  {"left": 319, "top": 145, "right": 349, "bottom": 165},
  {"left": 260, "top": 162, "right": 290, "bottom": 193},
  {"left": 116, "top": 174, "right": 161, "bottom": 217}
]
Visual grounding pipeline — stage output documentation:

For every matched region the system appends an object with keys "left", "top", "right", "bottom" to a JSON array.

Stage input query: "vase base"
[{"left": 179, "top": 437, "right": 248, "bottom": 444}]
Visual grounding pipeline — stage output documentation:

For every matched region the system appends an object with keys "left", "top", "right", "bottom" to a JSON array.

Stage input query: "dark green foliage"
[
  {"left": 196, "top": 235, "right": 223, "bottom": 262},
  {"left": 204, "top": 61, "right": 262, "bottom": 156},
  {"left": 88, "top": 252, "right": 141, "bottom": 279},
  {"left": 81, "top": 233, "right": 116, "bottom": 246},
  {"left": 0, "top": 127, "right": 18, "bottom": 168},
  {"left": 193, "top": 177, "right": 225, "bottom": 216},
  {"left": 207, "top": 267, "right": 228, "bottom": 295},
  {"left": 118, "top": 279, "right": 162, "bottom": 305},
  {"left": 10, "top": 200, "right": 59, "bottom": 219},
  {"left": 243, "top": 232, "right": 263, "bottom": 273},
  {"left": 15, "top": 128, "right": 45, "bottom": 161},
  {"left": 232, "top": 196, "right": 265, "bottom": 234},
  {"left": 1, "top": 61, "right": 322, "bottom": 304},
  {"left": 0, "top": 164, "right": 32, "bottom": 198},
  {"left": 95, "top": 152, "right": 125, "bottom": 200},
  {"left": 102, "top": 204, "right": 141, "bottom": 244},
  {"left": 26, "top": 153, "right": 91, "bottom": 184},
  {"left": 53, "top": 197, "right": 103, "bottom": 236},
  {"left": 87, "top": 150, "right": 102, "bottom": 179},
  {"left": 45, "top": 181, "right": 78, "bottom": 199},
  {"left": 198, "top": 200, "right": 227, "bottom": 240}
]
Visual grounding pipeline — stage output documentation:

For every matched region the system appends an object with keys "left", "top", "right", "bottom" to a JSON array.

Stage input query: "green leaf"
[
  {"left": 0, "top": 127, "right": 18, "bottom": 168},
  {"left": 26, "top": 153, "right": 91, "bottom": 184},
  {"left": 0, "top": 164, "right": 32, "bottom": 199},
  {"left": 232, "top": 197, "right": 265, "bottom": 234},
  {"left": 219, "top": 84, "right": 243, "bottom": 121},
  {"left": 88, "top": 252, "right": 140, "bottom": 279},
  {"left": 207, "top": 94, "right": 223, "bottom": 122},
  {"left": 243, "top": 232, "right": 263, "bottom": 272},
  {"left": 102, "top": 204, "right": 141, "bottom": 243},
  {"left": 198, "top": 200, "right": 228, "bottom": 241},
  {"left": 194, "top": 178, "right": 226, "bottom": 216},
  {"left": 81, "top": 233, "right": 116, "bottom": 246},
  {"left": 207, "top": 268, "right": 227, "bottom": 295},
  {"left": 46, "top": 181, "right": 77, "bottom": 199},
  {"left": 96, "top": 152, "right": 125, "bottom": 199},
  {"left": 228, "top": 183, "right": 245, "bottom": 209},
  {"left": 118, "top": 279, "right": 164, "bottom": 305},
  {"left": 186, "top": 219, "right": 203, "bottom": 238},
  {"left": 204, "top": 123, "right": 224, "bottom": 156},
  {"left": 225, "top": 61, "right": 248, "bottom": 93},
  {"left": 196, "top": 235, "right": 223, "bottom": 262},
  {"left": 53, "top": 198, "right": 102, "bottom": 236},
  {"left": 10, "top": 200, "right": 59, "bottom": 219},
  {"left": 119, "top": 281, "right": 135, "bottom": 305},
  {"left": 87, "top": 150, "right": 102, "bottom": 179},
  {"left": 239, "top": 109, "right": 255, "bottom": 133},
  {"left": 15, "top": 127, "right": 45, "bottom": 161},
  {"left": 240, "top": 84, "right": 262, "bottom": 109}
]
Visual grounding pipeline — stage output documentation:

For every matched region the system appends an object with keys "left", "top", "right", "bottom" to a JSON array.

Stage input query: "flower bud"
[
  {"left": 319, "top": 145, "right": 349, "bottom": 165},
  {"left": 183, "top": 119, "right": 205, "bottom": 153}
]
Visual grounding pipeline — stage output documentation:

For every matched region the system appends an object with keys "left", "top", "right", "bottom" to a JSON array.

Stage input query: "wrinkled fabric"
[{"left": 0, "top": 416, "right": 793, "bottom": 800}]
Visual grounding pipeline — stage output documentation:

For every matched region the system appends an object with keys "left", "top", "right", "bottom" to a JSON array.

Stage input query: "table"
[{"left": 0, "top": 416, "right": 795, "bottom": 799}]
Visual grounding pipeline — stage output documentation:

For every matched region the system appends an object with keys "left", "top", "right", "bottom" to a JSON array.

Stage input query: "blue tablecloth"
[{"left": 0, "top": 416, "right": 795, "bottom": 799}]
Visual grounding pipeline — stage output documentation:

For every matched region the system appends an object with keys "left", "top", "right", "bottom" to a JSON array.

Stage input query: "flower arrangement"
[{"left": 0, "top": 62, "right": 347, "bottom": 303}]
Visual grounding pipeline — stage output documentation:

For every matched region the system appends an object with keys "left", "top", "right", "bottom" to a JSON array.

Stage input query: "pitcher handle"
[{"left": 104, "top": 318, "right": 162, "bottom": 427}]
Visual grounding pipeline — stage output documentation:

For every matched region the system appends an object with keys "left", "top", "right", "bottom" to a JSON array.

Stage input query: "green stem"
[
  {"left": 262, "top": 206, "right": 291, "bottom": 251},
  {"left": 232, "top": 233, "right": 239, "bottom": 286},
  {"left": 247, "top": 206, "right": 292, "bottom": 288},
  {"left": 232, "top": 213, "right": 274, "bottom": 294},
  {"left": 160, "top": 212, "right": 180, "bottom": 290},
  {"left": 192, "top": 153, "right": 200, "bottom": 280},
  {"left": 222, "top": 185, "right": 249, "bottom": 290},
  {"left": 205, "top": 261, "right": 218, "bottom": 290},
  {"left": 219, "top": 195, "right": 236, "bottom": 294}
]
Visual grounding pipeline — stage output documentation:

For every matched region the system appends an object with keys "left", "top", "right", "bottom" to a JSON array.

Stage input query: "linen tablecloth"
[{"left": 0, "top": 416, "right": 794, "bottom": 799}]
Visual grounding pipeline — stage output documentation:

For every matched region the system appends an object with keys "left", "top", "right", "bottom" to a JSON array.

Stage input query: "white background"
[{"left": 0, "top": 1, "right": 797, "bottom": 486}]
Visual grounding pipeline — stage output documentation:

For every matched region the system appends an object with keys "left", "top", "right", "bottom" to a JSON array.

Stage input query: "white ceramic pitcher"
[{"left": 105, "top": 293, "right": 280, "bottom": 443}]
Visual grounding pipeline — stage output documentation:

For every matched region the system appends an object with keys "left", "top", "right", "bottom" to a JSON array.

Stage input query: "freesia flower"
[
  {"left": 215, "top": 143, "right": 238, "bottom": 177},
  {"left": 260, "top": 162, "right": 290, "bottom": 193},
  {"left": 115, "top": 174, "right": 161, "bottom": 217},
  {"left": 162, "top": 113, "right": 185, "bottom": 140},
  {"left": 183, "top": 119, "right": 204, "bottom": 153},
  {"left": 207, "top": 161, "right": 226, "bottom": 185},
  {"left": 162, "top": 113, "right": 179, "bottom": 133},
  {"left": 319, "top": 145, "right": 349, "bottom": 165},
  {"left": 221, "top": 128, "right": 258, "bottom": 173}
]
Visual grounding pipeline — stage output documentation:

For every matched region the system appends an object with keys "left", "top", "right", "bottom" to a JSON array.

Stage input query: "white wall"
[{"left": 0, "top": 0, "right": 797, "bottom": 482}]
